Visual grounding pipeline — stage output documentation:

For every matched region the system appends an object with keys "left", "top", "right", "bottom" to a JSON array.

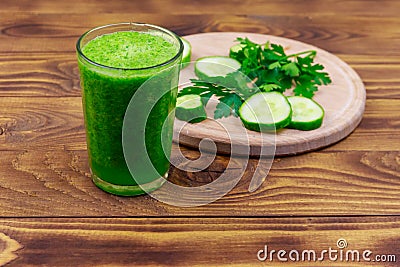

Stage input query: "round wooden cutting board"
[{"left": 173, "top": 32, "right": 366, "bottom": 156}]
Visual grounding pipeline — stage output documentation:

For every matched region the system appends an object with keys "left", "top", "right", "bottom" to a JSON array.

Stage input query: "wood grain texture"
[
  {"left": 0, "top": 98, "right": 397, "bottom": 152},
  {"left": 1, "top": 0, "right": 400, "bottom": 16},
  {"left": 0, "top": 97, "right": 86, "bottom": 151},
  {"left": 0, "top": 148, "right": 399, "bottom": 216},
  {"left": 0, "top": 53, "right": 80, "bottom": 97},
  {"left": 0, "top": 231, "right": 22, "bottom": 266},
  {"left": 0, "top": 0, "right": 399, "bottom": 265},
  {"left": 0, "top": 13, "right": 399, "bottom": 56},
  {"left": 1, "top": 53, "right": 400, "bottom": 98},
  {"left": 0, "top": 0, "right": 397, "bottom": 216},
  {"left": 0, "top": 217, "right": 398, "bottom": 266}
]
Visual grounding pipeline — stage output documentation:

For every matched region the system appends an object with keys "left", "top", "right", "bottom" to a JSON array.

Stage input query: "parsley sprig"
[
  {"left": 178, "top": 37, "right": 332, "bottom": 119},
  {"left": 178, "top": 73, "right": 253, "bottom": 119}
]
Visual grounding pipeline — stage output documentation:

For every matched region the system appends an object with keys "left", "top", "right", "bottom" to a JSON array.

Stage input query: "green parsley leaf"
[
  {"left": 268, "top": 61, "right": 281, "bottom": 70},
  {"left": 178, "top": 37, "right": 332, "bottom": 121},
  {"left": 281, "top": 62, "right": 300, "bottom": 77},
  {"left": 232, "top": 37, "right": 331, "bottom": 98},
  {"left": 214, "top": 94, "right": 243, "bottom": 119},
  {"left": 259, "top": 83, "right": 281, "bottom": 92}
]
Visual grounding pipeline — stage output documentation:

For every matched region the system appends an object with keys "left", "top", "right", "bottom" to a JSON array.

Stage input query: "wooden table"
[{"left": 0, "top": 1, "right": 399, "bottom": 266}]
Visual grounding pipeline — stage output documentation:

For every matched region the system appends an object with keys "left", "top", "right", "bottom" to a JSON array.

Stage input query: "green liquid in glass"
[{"left": 77, "top": 30, "right": 181, "bottom": 196}]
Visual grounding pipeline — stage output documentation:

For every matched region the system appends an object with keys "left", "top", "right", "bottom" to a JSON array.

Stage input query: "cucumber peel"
[
  {"left": 239, "top": 92, "right": 292, "bottom": 132},
  {"left": 181, "top": 37, "right": 191, "bottom": 68},
  {"left": 287, "top": 96, "right": 324, "bottom": 130},
  {"left": 175, "top": 94, "right": 207, "bottom": 123}
]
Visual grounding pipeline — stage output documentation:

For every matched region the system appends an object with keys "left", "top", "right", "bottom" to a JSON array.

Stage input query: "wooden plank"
[
  {"left": 0, "top": 53, "right": 79, "bottom": 97},
  {"left": 0, "top": 217, "right": 399, "bottom": 266},
  {"left": 1, "top": 53, "right": 399, "bottom": 98},
  {"left": 0, "top": 97, "right": 86, "bottom": 151},
  {"left": 1, "top": 0, "right": 400, "bottom": 16},
  {"left": 0, "top": 97, "right": 398, "bottom": 151},
  {"left": 0, "top": 13, "right": 399, "bottom": 55},
  {"left": 0, "top": 1, "right": 397, "bottom": 266},
  {"left": 0, "top": 149, "right": 399, "bottom": 216}
]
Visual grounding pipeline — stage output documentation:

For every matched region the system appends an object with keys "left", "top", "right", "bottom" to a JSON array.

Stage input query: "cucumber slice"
[
  {"left": 175, "top": 94, "right": 207, "bottom": 123},
  {"left": 239, "top": 92, "right": 292, "bottom": 132},
  {"left": 229, "top": 43, "right": 244, "bottom": 58},
  {"left": 287, "top": 96, "right": 324, "bottom": 130},
  {"left": 181, "top": 37, "right": 191, "bottom": 68},
  {"left": 194, "top": 56, "right": 241, "bottom": 80}
]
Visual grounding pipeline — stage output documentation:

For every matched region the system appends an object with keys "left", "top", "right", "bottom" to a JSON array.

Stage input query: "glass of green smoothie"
[{"left": 76, "top": 23, "right": 183, "bottom": 196}]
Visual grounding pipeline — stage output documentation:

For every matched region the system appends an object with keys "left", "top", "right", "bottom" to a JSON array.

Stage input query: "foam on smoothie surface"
[{"left": 82, "top": 31, "right": 177, "bottom": 69}]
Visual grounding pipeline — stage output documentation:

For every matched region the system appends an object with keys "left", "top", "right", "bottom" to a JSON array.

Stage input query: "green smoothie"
[
  {"left": 77, "top": 24, "right": 183, "bottom": 196},
  {"left": 82, "top": 32, "right": 177, "bottom": 69}
]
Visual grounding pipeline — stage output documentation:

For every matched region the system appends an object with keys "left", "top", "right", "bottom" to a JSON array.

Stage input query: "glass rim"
[{"left": 76, "top": 22, "right": 184, "bottom": 71}]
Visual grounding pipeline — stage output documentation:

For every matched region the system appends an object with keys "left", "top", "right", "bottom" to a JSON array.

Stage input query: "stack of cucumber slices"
[{"left": 176, "top": 38, "right": 325, "bottom": 132}]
